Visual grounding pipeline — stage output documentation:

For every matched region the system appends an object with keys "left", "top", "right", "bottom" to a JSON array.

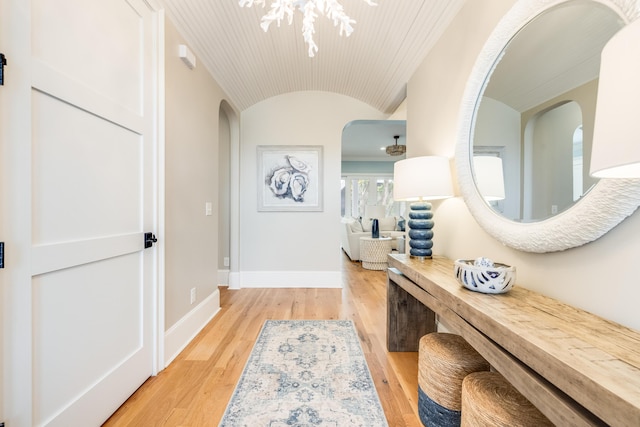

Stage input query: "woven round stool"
[
  {"left": 418, "top": 333, "right": 490, "bottom": 427},
  {"left": 461, "top": 371, "right": 553, "bottom": 427}
]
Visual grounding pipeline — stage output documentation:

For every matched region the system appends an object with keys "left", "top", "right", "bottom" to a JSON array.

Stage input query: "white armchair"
[{"left": 340, "top": 217, "right": 405, "bottom": 261}]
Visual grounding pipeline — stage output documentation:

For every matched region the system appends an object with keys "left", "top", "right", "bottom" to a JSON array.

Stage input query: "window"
[
  {"left": 341, "top": 174, "right": 405, "bottom": 219},
  {"left": 573, "top": 125, "right": 583, "bottom": 201}
]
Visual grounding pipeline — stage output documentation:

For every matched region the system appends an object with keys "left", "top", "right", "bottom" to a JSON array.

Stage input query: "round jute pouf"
[
  {"left": 461, "top": 371, "right": 553, "bottom": 427},
  {"left": 418, "top": 333, "right": 490, "bottom": 427}
]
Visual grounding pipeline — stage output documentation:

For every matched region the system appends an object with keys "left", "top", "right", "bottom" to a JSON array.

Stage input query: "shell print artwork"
[{"left": 267, "top": 155, "right": 311, "bottom": 203}]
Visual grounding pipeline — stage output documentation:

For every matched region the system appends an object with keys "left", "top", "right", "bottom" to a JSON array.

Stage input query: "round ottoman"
[
  {"left": 418, "top": 333, "right": 490, "bottom": 427},
  {"left": 461, "top": 371, "right": 553, "bottom": 427}
]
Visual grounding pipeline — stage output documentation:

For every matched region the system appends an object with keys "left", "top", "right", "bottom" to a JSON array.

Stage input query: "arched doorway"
[{"left": 218, "top": 101, "right": 240, "bottom": 288}]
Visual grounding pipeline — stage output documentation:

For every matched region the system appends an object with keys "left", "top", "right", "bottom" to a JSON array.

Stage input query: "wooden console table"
[{"left": 386, "top": 254, "right": 640, "bottom": 427}]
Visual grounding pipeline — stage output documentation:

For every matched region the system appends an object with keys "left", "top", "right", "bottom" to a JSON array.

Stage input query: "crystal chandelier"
[
  {"left": 386, "top": 135, "right": 406, "bottom": 156},
  {"left": 239, "top": 0, "right": 377, "bottom": 57}
]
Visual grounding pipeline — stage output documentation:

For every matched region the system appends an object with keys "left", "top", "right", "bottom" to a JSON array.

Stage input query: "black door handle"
[{"left": 144, "top": 232, "right": 157, "bottom": 248}]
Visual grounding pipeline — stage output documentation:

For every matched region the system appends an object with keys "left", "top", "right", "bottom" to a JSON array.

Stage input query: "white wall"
[
  {"left": 218, "top": 108, "right": 231, "bottom": 272},
  {"left": 522, "top": 79, "right": 600, "bottom": 200},
  {"left": 528, "top": 101, "right": 581, "bottom": 218},
  {"left": 164, "top": 18, "right": 237, "bottom": 339},
  {"left": 408, "top": 0, "right": 640, "bottom": 331},
  {"left": 474, "top": 96, "right": 521, "bottom": 220},
  {"left": 239, "top": 91, "right": 386, "bottom": 287}
]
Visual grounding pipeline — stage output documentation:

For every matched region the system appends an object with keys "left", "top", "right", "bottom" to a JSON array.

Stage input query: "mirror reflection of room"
[{"left": 472, "top": 1, "right": 623, "bottom": 222}]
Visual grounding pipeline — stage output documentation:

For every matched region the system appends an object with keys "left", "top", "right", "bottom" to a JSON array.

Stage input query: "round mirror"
[
  {"left": 475, "top": 1, "right": 622, "bottom": 222},
  {"left": 456, "top": 0, "right": 640, "bottom": 253}
]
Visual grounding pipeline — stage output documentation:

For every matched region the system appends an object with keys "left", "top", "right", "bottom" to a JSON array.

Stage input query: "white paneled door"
[{"left": 1, "top": 1, "right": 160, "bottom": 426}]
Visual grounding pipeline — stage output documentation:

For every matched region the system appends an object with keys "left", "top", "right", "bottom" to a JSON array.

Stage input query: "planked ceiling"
[
  {"left": 158, "top": 1, "right": 625, "bottom": 161},
  {"left": 159, "top": 0, "right": 466, "bottom": 114}
]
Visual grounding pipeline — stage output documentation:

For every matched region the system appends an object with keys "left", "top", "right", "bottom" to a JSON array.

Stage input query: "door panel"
[
  {"left": 32, "top": 233, "right": 142, "bottom": 276},
  {"left": 2, "top": 0, "right": 159, "bottom": 425},
  {"left": 31, "top": 90, "right": 142, "bottom": 244},
  {"left": 32, "top": 0, "right": 143, "bottom": 114},
  {"left": 33, "top": 254, "right": 144, "bottom": 424}
]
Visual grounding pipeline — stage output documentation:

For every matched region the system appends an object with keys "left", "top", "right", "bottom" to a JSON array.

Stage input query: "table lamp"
[
  {"left": 393, "top": 156, "right": 454, "bottom": 258},
  {"left": 590, "top": 18, "right": 640, "bottom": 178}
]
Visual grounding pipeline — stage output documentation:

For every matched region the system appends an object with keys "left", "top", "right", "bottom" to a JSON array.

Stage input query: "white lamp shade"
[
  {"left": 473, "top": 156, "right": 505, "bottom": 201},
  {"left": 590, "top": 18, "right": 640, "bottom": 178},
  {"left": 364, "top": 205, "right": 385, "bottom": 219},
  {"left": 393, "top": 156, "right": 454, "bottom": 201}
]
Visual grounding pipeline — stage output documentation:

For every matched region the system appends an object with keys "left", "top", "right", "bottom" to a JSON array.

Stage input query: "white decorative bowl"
[{"left": 454, "top": 259, "right": 516, "bottom": 294}]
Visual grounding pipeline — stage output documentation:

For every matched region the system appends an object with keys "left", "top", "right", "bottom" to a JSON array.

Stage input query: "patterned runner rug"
[{"left": 219, "top": 320, "right": 388, "bottom": 426}]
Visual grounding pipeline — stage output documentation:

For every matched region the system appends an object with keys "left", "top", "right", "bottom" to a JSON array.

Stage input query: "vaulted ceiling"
[
  {"left": 159, "top": 0, "right": 465, "bottom": 113},
  {"left": 484, "top": 2, "right": 623, "bottom": 112}
]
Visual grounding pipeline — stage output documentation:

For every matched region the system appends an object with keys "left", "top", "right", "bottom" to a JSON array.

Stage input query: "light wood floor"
[{"left": 103, "top": 252, "right": 421, "bottom": 426}]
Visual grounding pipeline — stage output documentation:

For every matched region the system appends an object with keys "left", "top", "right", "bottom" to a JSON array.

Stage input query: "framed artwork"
[{"left": 257, "top": 145, "right": 323, "bottom": 212}]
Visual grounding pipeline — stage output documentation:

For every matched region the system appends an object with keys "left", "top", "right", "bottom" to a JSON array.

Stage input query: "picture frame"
[{"left": 257, "top": 145, "right": 323, "bottom": 212}]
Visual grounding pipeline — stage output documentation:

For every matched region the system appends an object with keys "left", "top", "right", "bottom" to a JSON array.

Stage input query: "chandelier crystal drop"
[{"left": 239, "top": 0, "right": 377, "bottom": 57}]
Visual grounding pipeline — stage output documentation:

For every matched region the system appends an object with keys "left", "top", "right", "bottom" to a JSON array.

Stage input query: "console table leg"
[{"left": 387, "top": 276, "right": 436, "bottom": 351}]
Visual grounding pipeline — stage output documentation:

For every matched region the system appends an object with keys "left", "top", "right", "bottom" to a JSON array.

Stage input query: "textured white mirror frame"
[{"left": 456, "top": 0, "right": 640, "bottom": 253}]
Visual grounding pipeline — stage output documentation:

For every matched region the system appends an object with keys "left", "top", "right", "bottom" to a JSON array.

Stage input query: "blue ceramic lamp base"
[{"left": 408, "top": 202, "right": 434, "bottom": 259}]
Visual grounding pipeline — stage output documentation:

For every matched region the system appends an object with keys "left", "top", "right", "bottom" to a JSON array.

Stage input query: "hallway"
[{"left": 103, "top": 254, "right": 421, "bottom": 426}]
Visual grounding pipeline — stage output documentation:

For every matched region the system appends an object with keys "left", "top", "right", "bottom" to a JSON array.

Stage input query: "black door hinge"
[
  {"left": 0, "top": 53, "right": 6, "bottom": 85},
  {"left": 0, "top": 242, "right": 4, "bottom": 268}
]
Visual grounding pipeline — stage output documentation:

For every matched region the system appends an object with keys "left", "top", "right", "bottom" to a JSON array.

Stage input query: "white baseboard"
[
  {"left": 229, "top": 271, "right": 241, "bottom": 290},
  {"left": 239, "top": 271, "right": 342, "bottom": 288},
  {"left": 164, "top": 288, "right": 221, "bottom": 367},
  {"left": 218, "top": 268, "right": 230, "bottom": 286}
]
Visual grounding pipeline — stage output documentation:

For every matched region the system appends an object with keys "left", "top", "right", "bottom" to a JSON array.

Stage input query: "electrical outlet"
[
  {"left": 190, "top": 288, "right": 196, "bottom": 305},
  {"left": 224, "top": 257, "right": 230, "bottom": 267},
  {"left": 551, "top": 205, "right": 558, "bottom": 214}
]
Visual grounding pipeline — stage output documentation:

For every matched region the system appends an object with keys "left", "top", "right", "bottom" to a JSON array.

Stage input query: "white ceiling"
[
  {"left": 158, "top": 1, "right": 623, "bottom": 162},
  {"left": 341, "top": 120, "right": 406, "bottom": 162},
  {"left": 484, "top": 3, "right": 624, "bottom": 112},
  {"left": 160, "top": 0, "right": 465, "bottom": 114}
]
